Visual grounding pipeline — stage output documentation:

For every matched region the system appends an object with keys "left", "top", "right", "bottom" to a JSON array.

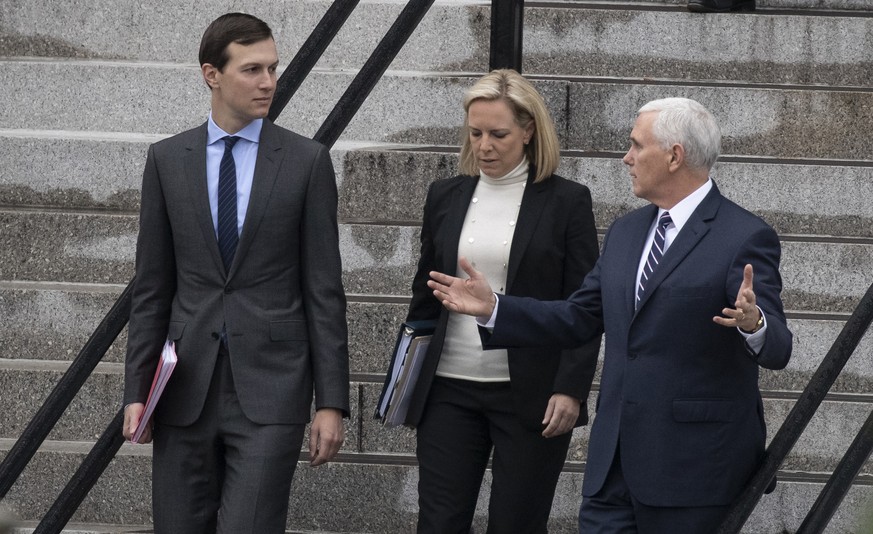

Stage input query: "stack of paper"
[
  {"left": 375, "top": 320, "right": 436, "bottom": 427},
  {"left": 131, "top": 340, "right": 178, "bottom": 444}
]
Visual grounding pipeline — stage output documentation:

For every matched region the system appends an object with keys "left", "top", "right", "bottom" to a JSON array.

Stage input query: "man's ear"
[
  {"left": 668, "top": 143, "right": 686, "bottom": 172},
  {"left": 201, "top": 63, "right": 219, "bottom": 90}
]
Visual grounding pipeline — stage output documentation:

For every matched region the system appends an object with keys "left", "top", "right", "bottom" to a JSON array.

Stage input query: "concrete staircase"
[{"left": 2, "top": 0, "right": 873, "bottom": 532}]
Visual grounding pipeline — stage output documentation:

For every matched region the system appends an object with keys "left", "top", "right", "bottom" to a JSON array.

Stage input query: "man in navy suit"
[{"left": 427, "top": 97, "right": 792, "bottom": 533}]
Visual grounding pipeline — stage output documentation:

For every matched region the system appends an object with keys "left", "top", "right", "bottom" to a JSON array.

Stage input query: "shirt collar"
[
  {"left": 658, "top": 178, "right": 712, "bottom": 232},
  {"left": 207, "top": 113, "right": 263, "bottom": 145}
]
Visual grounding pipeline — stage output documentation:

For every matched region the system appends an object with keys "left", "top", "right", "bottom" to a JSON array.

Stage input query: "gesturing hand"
[
  {"left": 713, "top": 264, "right": 761, "bottom": 332},
  {"left": 428, "top": 257, "right": 497, "bottom": 318}
]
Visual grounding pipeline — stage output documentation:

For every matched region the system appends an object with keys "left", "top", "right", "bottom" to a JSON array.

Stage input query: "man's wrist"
[{"left": 740, "top": 307, "right": 765, "bottom": 334}]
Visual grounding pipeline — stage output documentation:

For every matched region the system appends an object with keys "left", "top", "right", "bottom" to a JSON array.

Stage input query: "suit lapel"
[
  {"left": 231, "top": 120, "right": 283, "bottom": 278},
  {"left": 443, "top": 177, "right": 477, "bottom": 275},
  {"left": 184, "top": 123, "right": 227, "bottom": 276},
  {"left": 635, "top": 186, "right": 721, "bottom": 312},
  {"left": 506, "top": 168, "right": 547, "bottom": 294}
]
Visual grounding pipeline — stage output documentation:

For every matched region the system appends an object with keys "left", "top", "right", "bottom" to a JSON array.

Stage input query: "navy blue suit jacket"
[{"left": 484, "top": 183, "right": 792, "bottom": 507}]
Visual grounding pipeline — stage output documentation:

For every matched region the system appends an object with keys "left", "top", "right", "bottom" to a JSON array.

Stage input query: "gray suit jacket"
[{"left": 124, "top": 120, "right": 349, "bottom": 426}]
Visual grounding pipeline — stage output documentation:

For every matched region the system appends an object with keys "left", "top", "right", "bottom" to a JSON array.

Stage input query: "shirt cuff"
[
  {"left": 476, "top": 293, "right": 500, "bottom": 329},
  {"left": 739, "top": 306, "right": 767, "bottom": 354}
]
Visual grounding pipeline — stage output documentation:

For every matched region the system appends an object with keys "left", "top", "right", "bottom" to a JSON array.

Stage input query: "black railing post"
[
  {"left": 269, "top": 0, "right": 360, "bottom": 121},
  {"left": 796, "top": 410, "right": 873, "bottom": 533},
  {"left": 489, "top": 0, "right": 524, "bottom": 72},
  {"left": 0, "top": 282, "right": 133, "bottom": 500},
  {"left": 32, "top": 409, "right": 126, "bottom": 534},
  {"left": 716, "top": 281, "right": 873, "bottom": 533},
  {"left": 314, "top": 0, "right": 435, "bottom": 148}
]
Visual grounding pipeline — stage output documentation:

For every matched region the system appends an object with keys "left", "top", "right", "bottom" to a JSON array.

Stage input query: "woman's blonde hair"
[{"left": 458, "top": 69, "right": 560, "bottom": 182}]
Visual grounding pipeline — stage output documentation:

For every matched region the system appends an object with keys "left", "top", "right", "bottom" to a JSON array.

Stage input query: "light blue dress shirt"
[{"left": 206, "top": 115, "right": 263, "bottom": 239}]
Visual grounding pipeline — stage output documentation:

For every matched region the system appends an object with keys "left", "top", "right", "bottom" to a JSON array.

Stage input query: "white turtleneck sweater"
[{"left": 435, "top": 158, "right": 529, "bottom": 382}]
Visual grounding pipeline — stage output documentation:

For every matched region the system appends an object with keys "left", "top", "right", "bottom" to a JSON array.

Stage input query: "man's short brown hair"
[{"left": 199, "top": 13, "right": 273, "bottom": 71}]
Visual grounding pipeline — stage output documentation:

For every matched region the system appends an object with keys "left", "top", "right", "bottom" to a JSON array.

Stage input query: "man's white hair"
[{"left": 638, "top": 98, "right": 721, "bottom": 171}]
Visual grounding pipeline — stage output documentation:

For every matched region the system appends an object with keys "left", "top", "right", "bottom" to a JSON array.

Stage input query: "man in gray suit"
[{"left": 122, "top": 13, "right": 349, "bottom": 533}]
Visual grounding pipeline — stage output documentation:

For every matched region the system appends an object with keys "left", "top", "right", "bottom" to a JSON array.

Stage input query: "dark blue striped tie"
[
  {"left": 218, "top": 136, "right": 240, "bottom": 271},
  {"left": 636, "top": 211, "right": 672, "bottom": 308}
]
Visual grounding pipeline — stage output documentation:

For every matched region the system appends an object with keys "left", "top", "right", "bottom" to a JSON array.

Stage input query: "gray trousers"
[{"left": 152, "top": 345, "right": 305, "bottom": 534}]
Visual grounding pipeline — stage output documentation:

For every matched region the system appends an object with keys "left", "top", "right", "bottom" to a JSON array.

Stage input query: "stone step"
[
  {"left": 2, "top": 355, "right": 872, "bottom": 476},
  {"left": 338, "top": 150, "right": 873, "bottom": 238},
  {"left": 8, "top": 524, "right": 153, "bottom": 534},
  {"left": 555, "top": 0, "right": 872, "bottom": 8},
  {"left": 0, "top": 439, "right": 870, "bottom": 533},
  {"left": 3, "top": 137, "right": 872, "bottom": 238},
  {"left": 2, "top": 281, "right": 873, "bottom": 392},
  {"left": 1, "top": 210, "right": 870, "bottom": 311},
  {"left": 2, "top": 1, "right": 870, "bottom": 86},
  {"left": 7, "top": 523, "right": 344, "bottom": 534},
  {"left": 3, "top": 62, "right": 872, "bottom": 160}
]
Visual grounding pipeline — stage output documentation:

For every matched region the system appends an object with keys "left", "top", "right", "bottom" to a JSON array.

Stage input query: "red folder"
[{"left": 131, "top": 340, "right": 177, "bottom": 444}]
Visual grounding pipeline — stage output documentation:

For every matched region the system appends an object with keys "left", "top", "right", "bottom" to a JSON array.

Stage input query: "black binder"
[{"left": 374, "top": 319, "right": 437, "bottom": 426}]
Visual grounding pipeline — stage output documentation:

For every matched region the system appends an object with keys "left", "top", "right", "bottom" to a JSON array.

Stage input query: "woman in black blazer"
[{"left": 405, "top": 69, "right": 602, "bottom": 533}]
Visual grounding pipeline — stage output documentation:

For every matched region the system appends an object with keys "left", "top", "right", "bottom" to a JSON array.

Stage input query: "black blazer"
[{"left": 405, "top": 167, "right": 601, "bottom": 431}]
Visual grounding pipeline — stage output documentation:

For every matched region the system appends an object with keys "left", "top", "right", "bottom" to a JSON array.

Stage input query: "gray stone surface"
[
  {"left": 0, "top": 362, "right": 124, "bottom": 442},
  {"left": 555, "top": 0, "right": 873, "bottom": 8},
  {"left": 3, "top": 210, "right": 872, "bottom": 312},
  {"left": 0, "top": 211, "right": 137, "bottom": 284},
  {"left": 7, "top": 138, "right": 872, "bottom": 237},
  {"left": 766, "top": 398, "right": 873, "bottom": 473},
  {"left": 0, "top": 287, "right": 406, "bottom": 373},
  {"left": 340, "top": 149, "right": 873, "bottom": 236},
  {"left": 3, "top": 0, "right": 873, "bottom": 530},
  {"left": 7, "top": 351, "right": 868, "bottom": 473},
  {"left": 3, "top": 2, "right": 871, "bottom": 85},
  {"left": 0, "top": 441, "right": 153, "bottom": 525},
  {"left": 0, "top": 133, "right": 153, "bottom": 211},
  {"left": 524, "top": 8, "right": 873, "bottom": 86},
  {"left": 347, "top": 301, "right": 409, "bottom": 373},
  {"left": 0, "top": 285, "right": 127, "bottom": 363},
  {"left": 0, "top": 364, "right": 365, "bottom": 455},
  {"left": 568, "top": 83, "right": 873, "bottom": 160},
  {"left": 3, "top": 440, "right": 872, "bottom": 532},
  {"left": 762, "top": 318, "right": 873, "bottom": 394},
  {"left": 6, "top": 61, "right": 873, "bottom": 160},
  {"left": 0, "top": 1, "right": 487, "bottom": 71}
]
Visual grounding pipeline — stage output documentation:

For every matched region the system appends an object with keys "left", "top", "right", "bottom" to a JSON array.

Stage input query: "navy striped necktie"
[
  {"left": 636, "top": 211, "right": 672, "bottom": 308},
  {"left": 218, "top": 136, "right": 240, "bottom": 271}
]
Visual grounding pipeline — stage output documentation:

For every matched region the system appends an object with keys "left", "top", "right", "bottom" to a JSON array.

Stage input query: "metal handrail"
[
  {"left": 314, "top": 0, "right": 436, "bottom": 149},
  {"left": 716, "top": 281, "right": 873, "bottom": 533},
  {"left": 797, "top": 409, "right": 873, "bottom": 533},
  {"left": 269, "top": 0, "right": 360, "bottom": 121},
  {"left": 489, "top": 0, "right": 524, "bottom": 72},
  {"left": 33, "top": 410, "right": 126, "bottom": 534},
  {"left": 0, "top": 283, "right": 133, "bottom": 499}
]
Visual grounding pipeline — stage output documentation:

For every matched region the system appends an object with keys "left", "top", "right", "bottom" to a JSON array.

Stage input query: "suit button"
[
  {"left": 628, "top": 352, "right": 637, "bottom": 360},
  {"left": 211, "top": 332, "right": 220, "bottom": 340},
  {"left": 224, "top": 287, "right": 233, "bottom": 294}
]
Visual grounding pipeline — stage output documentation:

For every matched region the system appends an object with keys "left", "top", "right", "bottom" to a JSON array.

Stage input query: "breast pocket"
[{"left": 666, "top": 286, "right": 717, "bottom": 300}]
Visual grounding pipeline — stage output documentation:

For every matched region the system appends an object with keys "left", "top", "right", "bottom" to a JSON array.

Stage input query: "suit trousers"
[
  {"left": 152, "top": 344, "right": 305, "bottom": 534},
  {"left": 578, "top": 445, "right": 730, "bottom": 534},
  {"left": 416, "top": 377, "right": 572, "bottom": 534}
]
